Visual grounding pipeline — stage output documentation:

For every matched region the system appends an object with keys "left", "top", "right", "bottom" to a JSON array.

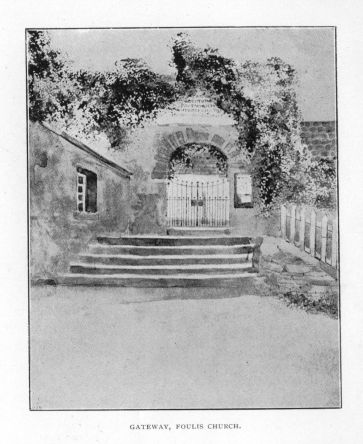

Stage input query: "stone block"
[
  {"left": 283, "top": 264, "right": 312, "bottom": 274},
  {"left": 308, "top": 277, "right": 335, "bottom": 286},
  {"left": 195, "top": 131, "right": 209, "bottom": 141},
  {"left": 161, "top": 136, "right": 174, "bottom": 150},
  {"left": 175, "top": 131, "right": 185, "bottom": 146},
  {"left": 151, "top": 170, "right": 165, "bottom": 179},
  {"left": 211, "top": 134, "right": 225, "bottom": 147},
  {"left": 167, "top": 134, "right": 178, "bottom": 148},
  {"left": 263, "top": 262, "right": 284, "bottom": 273},
  {"left": 186, "top": 127, "right": 194, "bottom": 141}
]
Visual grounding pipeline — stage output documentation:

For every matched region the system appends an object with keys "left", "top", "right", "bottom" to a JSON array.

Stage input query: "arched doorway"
[{"left": 166, "top": 143, "right": 230, "bottom": 227}]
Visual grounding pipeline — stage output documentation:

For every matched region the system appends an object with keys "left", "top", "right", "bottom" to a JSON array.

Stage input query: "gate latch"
[{"left": 191, "top": 199, "right": 204, "bottom": 206}]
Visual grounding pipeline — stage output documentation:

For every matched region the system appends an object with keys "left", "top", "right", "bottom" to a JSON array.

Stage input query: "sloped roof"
[{"left": 40, "top": 123, "right": 132, "bottom": 178}]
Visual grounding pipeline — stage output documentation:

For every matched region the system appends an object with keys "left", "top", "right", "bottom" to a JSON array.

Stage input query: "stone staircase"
[{"left": 59, "top": 235, "right": 262, "bottom": 287}]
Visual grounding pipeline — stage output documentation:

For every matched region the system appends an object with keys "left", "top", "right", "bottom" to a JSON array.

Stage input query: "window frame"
[
  {"left": 76, "top": 167, "right": 98, "bottom": 214},
  {"left": 77, "top": 171, "right": 87, "bottom": 213}
]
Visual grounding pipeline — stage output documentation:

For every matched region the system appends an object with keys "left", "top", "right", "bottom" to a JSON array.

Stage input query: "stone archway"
[
  {"left": 151, "top": 123, "right": 252, "bottom": 231},
  {"left": 151, "top": 127, "right": 242, "bottom": 180}
]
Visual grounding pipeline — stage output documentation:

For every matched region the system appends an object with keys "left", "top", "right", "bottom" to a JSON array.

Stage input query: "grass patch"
[{"left": 281, "top": 290, "right": 339, "bottom": 319}]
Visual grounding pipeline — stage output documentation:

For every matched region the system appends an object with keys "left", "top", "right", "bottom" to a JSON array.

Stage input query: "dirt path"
[{"left": 30, "top": 286, "right": 340, "bottom": 409}]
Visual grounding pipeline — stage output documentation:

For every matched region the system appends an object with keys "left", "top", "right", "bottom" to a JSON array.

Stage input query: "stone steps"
[
  {"left": 88, "top": 244, "right": 254, "bottom": 256},
  {"left": 78, "top": 252, "right": 251, "bottom": 266},
  {"left": 59, "top": 234, "right": 261, "bottom": 287},
  {"left": 166, "top": 227, "right": 231, "bottom": 236},
  {"left": 58, "top": 272, "right": 257, "bottom": 288},
  {"left": 69, "top": 262, "right": 253, "bottom": 275},
  {"left": 97, "top": 235, "right": 252, "bottom": 246}
]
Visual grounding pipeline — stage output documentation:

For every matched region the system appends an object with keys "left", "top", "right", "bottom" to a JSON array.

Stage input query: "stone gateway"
[{"left": 28, "top": 90, "right": 335, "bottom": 284}]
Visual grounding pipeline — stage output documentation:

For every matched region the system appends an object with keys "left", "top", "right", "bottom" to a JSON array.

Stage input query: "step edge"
[
  {"left": 97, "top": 235, "right": 249, "bottom": 239},
  {"left": 89, "top": 244, "right": 255, "bottom": 249},
  {"left": 60, "top": 272, "right": 256, "bottom": 280},
  {"left": 79, "top": 253, "right": 251, "bottom": 259},
  {"left": 69, "top": 263, "right": 252, "bottom": 270}
]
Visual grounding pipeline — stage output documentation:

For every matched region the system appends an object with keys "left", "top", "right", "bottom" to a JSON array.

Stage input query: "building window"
[{"left": 77, "top": 167, "right": 97, "bottom": 213}]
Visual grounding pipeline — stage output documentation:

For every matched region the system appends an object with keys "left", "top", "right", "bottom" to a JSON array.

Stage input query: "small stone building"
[{"left": 29, "top": 121, "right": 132, "bottom": 281}]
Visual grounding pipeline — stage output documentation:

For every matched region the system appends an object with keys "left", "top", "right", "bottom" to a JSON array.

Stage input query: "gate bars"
[{"left": 167, "top": 177, "right": 230, "bottom": 227}]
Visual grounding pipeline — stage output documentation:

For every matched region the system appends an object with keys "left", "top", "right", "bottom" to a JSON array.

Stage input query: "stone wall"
[
  {"left": 301, "top": 121, "right": 337, "bottom": 160},
  {"left": 29, "top": 122, "right": 131, "bottom": 281}
]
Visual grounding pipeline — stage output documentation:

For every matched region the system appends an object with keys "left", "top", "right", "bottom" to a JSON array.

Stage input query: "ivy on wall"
[
  {"left": 28, "top": 30, "right": 336, "bottom": 212},
  {"left": 170, "top": 33, "right": 336, "bottom": 211},
  {"left": 28, "top": 31, "right": 177, "bottom": 147}
]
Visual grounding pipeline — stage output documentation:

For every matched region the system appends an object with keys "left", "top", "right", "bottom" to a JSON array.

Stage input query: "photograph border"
[{"left": 26, "top": 25, "right": 341, "bottom": 412}]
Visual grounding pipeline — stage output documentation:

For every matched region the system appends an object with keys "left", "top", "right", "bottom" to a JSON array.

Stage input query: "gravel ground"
[{"left": 30, "top": 285, "right": 341, "bottom": 409}]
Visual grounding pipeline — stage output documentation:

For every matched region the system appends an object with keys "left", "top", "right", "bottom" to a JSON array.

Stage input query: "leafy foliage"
[
  {"left": 300, "top": 158, "right": 337, "bottom": 208},
  {"left": 28, "top": 32, "right": 177, "bottom": 147},
  {"left": 28, "top": 31, "right": 336, "bottom": 211},
  {"left": 75, "top": 59, "right": 177, "bottom": 147},
  {"left": 170, "top": 34, "right": 336, "bottom": 210},
  {"left": 27, "top": 31, "right": 77, "bottom": 123}
]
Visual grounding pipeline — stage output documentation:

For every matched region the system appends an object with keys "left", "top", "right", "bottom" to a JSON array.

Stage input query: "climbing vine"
[
  {"left": 28, "top": 30, "right": 336, "bottom": 211},
  {"left": 74, "top": 59, "right": 177, "bottom": 147},
  {"left": 170, "top": 33, "right": 336, "bottom": 211},
  {"left": 27, "top": 30, "right": 78, "bottom": 123},
  {"left": 28, "top": 31, "right": 177, "bottom": 147}
]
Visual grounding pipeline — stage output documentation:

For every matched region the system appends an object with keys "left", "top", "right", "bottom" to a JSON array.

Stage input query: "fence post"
[
  {"left": 310, "top": 209, "right": 316, "bottom": 257},
  {"left": 299, "top": 207, "right": 305, "bottom": 251},
  {"left": 321, "top": 214, "right": 328, "bottom": 263},
  {"left": 252, "top": 237, "right": 264, "bottom": 271},
  {"left": 332, "top": 217, "right": 338, "bottom": 269},
  {"left": 281, "top": 205, "right": 286, "bottom": 239},
  {"left": 290, "top": 205, "right": 296, "bottom": 243}
]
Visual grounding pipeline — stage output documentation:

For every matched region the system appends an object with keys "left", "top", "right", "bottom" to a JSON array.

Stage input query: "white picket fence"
[{"left": 280, "top": 204, "right": 338, "bottom": 269}]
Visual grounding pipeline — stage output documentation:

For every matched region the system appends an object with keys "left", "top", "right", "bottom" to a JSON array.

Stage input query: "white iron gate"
[{"left": 167, "top": 175, "right": 230, "bottom": 227}]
